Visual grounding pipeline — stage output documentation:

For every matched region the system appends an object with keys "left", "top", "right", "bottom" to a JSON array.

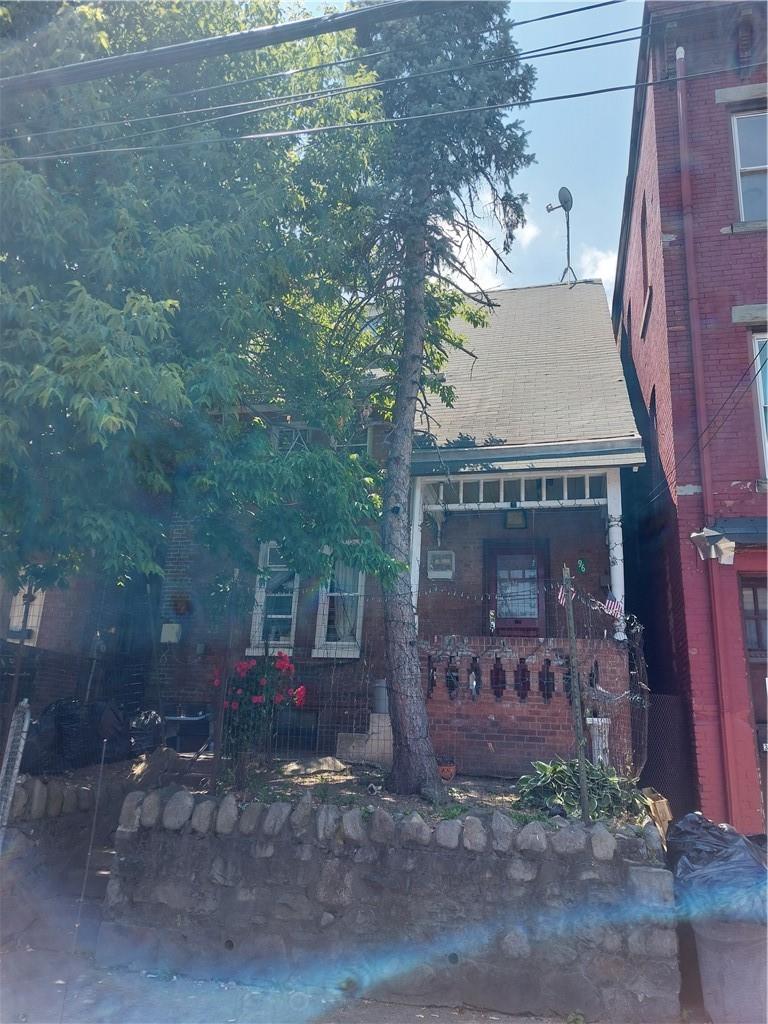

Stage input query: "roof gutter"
[{"left": 411, "top": 435, "right": 645, "bottom": 474}]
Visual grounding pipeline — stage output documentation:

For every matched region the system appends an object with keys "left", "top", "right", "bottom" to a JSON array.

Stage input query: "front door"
[{"left": 486, "top": 544, "right": 546, "bottom": 636}]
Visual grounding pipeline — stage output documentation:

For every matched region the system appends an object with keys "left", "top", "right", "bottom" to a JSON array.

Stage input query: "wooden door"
[{"left": 486, "top": 543, "right": 546, "bottom": 637}]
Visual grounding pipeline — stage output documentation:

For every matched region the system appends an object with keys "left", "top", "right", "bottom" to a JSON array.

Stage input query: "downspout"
[{"left": 675, "top": 46, "right": 748, "bottom": 824}]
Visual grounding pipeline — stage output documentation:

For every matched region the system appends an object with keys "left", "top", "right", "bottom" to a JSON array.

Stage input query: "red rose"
[
  {"left": 293, "top": 685, "right": 307, "bottom": 709},
  {"left": 234, "top": 661, "right": 248, "bottom": 678},
  {"left": 273, "top": 692, "right": 285, "bottom": 704},
  {"left": 259, "top": 677, "right": 268, "bottom": 687},
  {"left": 231, "top": 700, "right": 239, "bottom": 711},
  {"left": 236, "top": 688, "right": 243, "bottom": 696},
  {"left": 212, "top": 678, "right": 221, "bottom": 688},
  {"left": 252, "top": 695, "right": 265, "bottom": 705},
  {"left": 223, "top": 700, "right": 230, "bottom": 709}
]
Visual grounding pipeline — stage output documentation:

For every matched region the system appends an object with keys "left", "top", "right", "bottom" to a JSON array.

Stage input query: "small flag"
[
  {"left": 557, "top": 585, "right": 566, "bottom": 607},
  {"left": 604, "top": 594, "right": 624, "bottom": 619}
]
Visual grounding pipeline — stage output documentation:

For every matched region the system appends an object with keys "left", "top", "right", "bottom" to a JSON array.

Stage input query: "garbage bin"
[
  {"left": 668, "top": 812, "right": 768, "bottom": 1024},
  {"left": 691, "top": 919, "right": 767, "bottom": 1024}
]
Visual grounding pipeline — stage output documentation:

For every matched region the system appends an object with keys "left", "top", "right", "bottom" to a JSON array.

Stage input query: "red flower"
[
  {"left": 274, "top": 652, "right": 295, "bottom": 675},
  {"left": 212, "top": 678, "right": 221, "bottom": 688},
  {"left": 251, "top": 695, "right": 265, "bottom": 705},
  {"left": 293, "top": 685, "right": 307, "bottom": 709},
  {"left": 223, "top": 700, "right": 231, "bottom": 709},
  {"left": 259, "top": 677, "right": 268, "bottom": 687},
  {"left": 231, "top": 700, "right": 240, "bottom": 711},
  {"left": 287, "top": 688, "right": 294, "bottom": 697},
  {"left": 234, "top": 659, "right": 256, "bottom": 678},
  {"left": 273, "top": 692, "right": 285, "bottom": 704},
  {"left": 236, "top": 688, "right": 244, "bottom": 696}
]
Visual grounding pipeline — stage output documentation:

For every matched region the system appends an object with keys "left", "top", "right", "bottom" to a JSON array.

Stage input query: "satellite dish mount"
[{"left": 546, "top": 186, "right": 577, "bottom": 287}]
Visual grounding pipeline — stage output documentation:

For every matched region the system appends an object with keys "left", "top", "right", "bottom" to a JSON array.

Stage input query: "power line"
[
  {"left": 644, "top": 346, "right": 767, "bottom": 510},
  {"left": 2, "top": 58, "right": 763, "bottom": 166},
  {"left": 0, "top": 32, "right": 642, "bottom": 155}
]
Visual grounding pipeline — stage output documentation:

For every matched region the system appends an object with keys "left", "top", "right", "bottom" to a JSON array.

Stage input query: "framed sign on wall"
[{"left": 427, "top": 550, "right": 455, "bottom": 580}]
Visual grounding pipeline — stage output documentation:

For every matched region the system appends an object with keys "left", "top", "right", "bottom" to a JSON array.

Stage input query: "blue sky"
[{"left": 467, "top": 1, "right": 645, "bottom": 299}]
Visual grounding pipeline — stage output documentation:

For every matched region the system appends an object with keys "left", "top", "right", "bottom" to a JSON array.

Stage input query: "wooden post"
[
  {"left": 563, "top": 564, "right": 590, "bottom": 823},
  {"left": 4, "top": 584, "right": 34, "bottom": 744}
]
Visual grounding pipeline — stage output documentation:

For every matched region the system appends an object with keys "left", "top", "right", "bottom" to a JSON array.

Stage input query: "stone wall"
[{"left": 104, "top": 789, "right": 679, "bottom": 1022}]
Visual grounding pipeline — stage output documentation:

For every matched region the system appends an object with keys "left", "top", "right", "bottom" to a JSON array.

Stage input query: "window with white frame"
[
  {"left": 247, "top": 544, "right": 300, "bottom": 654},
  {"left": 733, "top": 111, "right": 767, "bottom": 222},
  {"left": 421, "top": 472, "right": 609, "bottom": 511},
  {"left": 8, "top": 588, "right": 45, "bottom": 645},
  {"left": 313, "top": 561, "right": 365, "bottom": 658},
  {"left": 754, "top": 334, "right": 768, "bottom": 469}
]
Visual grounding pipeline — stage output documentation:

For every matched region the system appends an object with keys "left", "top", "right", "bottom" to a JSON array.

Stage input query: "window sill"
[
  {"left": 720, "top": 220, "right": 767, "bottom": 235},
  {"left": 245, "top": 642, "right": 294, "bottom": 657},
  {"left": 311, "top": 644, "right": 361, "bottom": 660}
]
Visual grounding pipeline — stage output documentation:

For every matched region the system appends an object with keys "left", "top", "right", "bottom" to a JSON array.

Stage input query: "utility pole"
[
  {"left": 0, "top": 1, "right": 450, "bottom": 97},
  {"left": 563, "top": 564, "right": 590, "bottom": 823}
]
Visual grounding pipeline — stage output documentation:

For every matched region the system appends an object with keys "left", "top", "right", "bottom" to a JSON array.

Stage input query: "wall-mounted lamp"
[{"left": 690, "top": 528, "right": 736, "bottom": 565}]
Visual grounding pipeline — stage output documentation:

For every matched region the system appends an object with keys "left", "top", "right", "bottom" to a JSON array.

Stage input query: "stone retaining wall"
[
  {"left": 104, "top": 790, "right": 679, "bottom": 1022},
  {"left": 7, "top": 775, "right": 101, "bottom": 821}
]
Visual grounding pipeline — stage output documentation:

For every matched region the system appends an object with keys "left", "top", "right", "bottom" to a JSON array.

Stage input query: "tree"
[
  {"left": 0, "top": 1, "right": 394, "bottom": 594},
  {"left": 353, "top": 2, "right": 536, "bottom": 799}
]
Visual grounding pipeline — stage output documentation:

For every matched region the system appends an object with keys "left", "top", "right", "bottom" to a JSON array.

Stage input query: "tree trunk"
[{"left": 381, "top": 207, "right": 444, "bottom": 802}]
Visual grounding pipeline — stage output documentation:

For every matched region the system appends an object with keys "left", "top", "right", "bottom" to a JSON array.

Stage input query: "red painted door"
[{"left": 487, "top": 546, "right": 543, "bottom": 636}]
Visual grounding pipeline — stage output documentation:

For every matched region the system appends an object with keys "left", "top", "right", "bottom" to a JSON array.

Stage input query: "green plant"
[
  {"left": 439, "top": 803, "right": 464, "bottom": 820},
  {"left": 516, "top": 758, "right": 649, "bottom": 821}
]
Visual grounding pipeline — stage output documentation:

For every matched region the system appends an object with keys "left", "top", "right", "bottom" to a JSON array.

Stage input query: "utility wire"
[
  {"left": 2, "top": 59, "right": 764, "bottom": 166},
  {"left": 644, "top": 346, "right": 767, "bottom": 509},
  {"left": 0, "top": 32, "right": 642, "bottom": 154}
]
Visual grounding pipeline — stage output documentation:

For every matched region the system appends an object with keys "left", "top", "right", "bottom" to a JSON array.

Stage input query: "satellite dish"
[{"left": 558, "top": 186, "right": 573, "bottom": 213}]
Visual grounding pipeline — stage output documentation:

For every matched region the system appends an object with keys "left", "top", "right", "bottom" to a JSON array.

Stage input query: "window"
[
  {"left": 247, "top": 544, "right": 299, "bottom": 655},
  {"left": 733, "top": 112, "right": 767, "bottom": 222},
  {"left": 8, "top": 588, "right": 45, "bottom": 645},
  {"left": 273, "top": 426, "right": 311, "bottom": 455},
  {"left": 741, "top": 580, "right": 767, "bottom": 657},
  {"left": 313, "top": 561, "right": 365, "bottom": 658},
  {"left": 754, "top": 334, "right": 768, "bottom": 469}
]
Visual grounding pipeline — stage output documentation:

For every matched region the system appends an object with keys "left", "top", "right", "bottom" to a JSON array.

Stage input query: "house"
[
  {"left": 3, "top": 281, "right": 647, "bottom": 781},
  {"left": 612, "top": 0, "right": 766, "bottom": 833}
]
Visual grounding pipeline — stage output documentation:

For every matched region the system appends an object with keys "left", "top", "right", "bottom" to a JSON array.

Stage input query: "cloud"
[
  {"left": 516, "top": 220, "right": 541, "bottom": 250},
  {"left": 577, "top": 246, "right": 617, "bottom": 295}
]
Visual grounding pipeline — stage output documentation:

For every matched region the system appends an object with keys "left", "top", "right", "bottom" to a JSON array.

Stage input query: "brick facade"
[{"left": 614, "top": 1, "right": 767, "bottom": 831}]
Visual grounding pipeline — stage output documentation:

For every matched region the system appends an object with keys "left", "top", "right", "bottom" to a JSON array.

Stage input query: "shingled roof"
[{"left": 418, "top": 280, "right": 642, "bottom": 461}]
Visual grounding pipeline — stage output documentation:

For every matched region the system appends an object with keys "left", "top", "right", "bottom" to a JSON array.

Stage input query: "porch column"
[
  {"left": 410, "top": 476, "right": 423, "bottom": 617},
  {"left": 606, "top": 467, "right": 626, "bottom": 640}
]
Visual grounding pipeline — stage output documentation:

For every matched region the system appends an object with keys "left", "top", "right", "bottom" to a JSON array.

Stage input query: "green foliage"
[{"left": 516, "top": 758, "right": 649, "bottom": 821}]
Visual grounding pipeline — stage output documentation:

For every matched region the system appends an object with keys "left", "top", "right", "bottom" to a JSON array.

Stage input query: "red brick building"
[{"left": 613, "top": 1, "right": 767, "bottom": 832}]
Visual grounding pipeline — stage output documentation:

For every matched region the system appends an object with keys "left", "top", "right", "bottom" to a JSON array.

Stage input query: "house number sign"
[{"left": 577, "top": 558, "right": 587, "bottom": 574}]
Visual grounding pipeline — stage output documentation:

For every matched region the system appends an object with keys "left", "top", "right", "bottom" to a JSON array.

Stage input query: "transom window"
[
  {"left": 741, "top": 580, "right": 767, "bottom": 657},
  {"left": 422, "top": 472, "right": 607, "bottom": 510},
  {"left": 732, "top": 112, "right": 767, "bottom": 222},
  {"left": 247, "top": 543, "right": 300, "bottom": 655}
]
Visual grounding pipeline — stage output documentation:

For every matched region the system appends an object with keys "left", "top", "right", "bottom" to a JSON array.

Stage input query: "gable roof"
[{"left": 415, "top": 280, "right": 643, "bottom": 469}]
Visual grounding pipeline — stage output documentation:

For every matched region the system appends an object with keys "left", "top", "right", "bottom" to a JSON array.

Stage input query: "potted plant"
[{"left": 437, "top": 756, "right": 457, "bottom": 782}]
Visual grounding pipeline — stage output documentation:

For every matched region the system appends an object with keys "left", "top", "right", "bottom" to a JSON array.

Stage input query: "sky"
[{"left": 466, "top": 0, "right": 645, "bottom": 299}]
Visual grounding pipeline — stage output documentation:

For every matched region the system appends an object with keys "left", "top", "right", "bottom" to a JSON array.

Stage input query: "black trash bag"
[
  {"left": 667, "top": 811, "right": 767, "bottom": 923},
  {"left": 87, "top": 700, "right": 131, "bottom": 763},
  {"left": 130, "top": 710, "right": 163, "bottom": 756},
  {"left": 19, "top": 703, "right": 60, "bottom": 774}
]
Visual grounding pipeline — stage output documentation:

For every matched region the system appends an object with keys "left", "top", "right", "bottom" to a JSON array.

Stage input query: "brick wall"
[{"left": 616, "top": 1, "right": 766, "bottom": 831}]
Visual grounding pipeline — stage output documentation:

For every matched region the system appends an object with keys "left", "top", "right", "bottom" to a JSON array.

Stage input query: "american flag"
[
  {"left": 603, "top": 594, "right": 624, "bottom": 619},
  {"left": 557, "top": 584, "right": 566, "bottom": 607}
]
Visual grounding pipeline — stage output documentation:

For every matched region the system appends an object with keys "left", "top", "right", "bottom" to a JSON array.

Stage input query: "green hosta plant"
[{"left": 516, "top": 758, "right": 649, "bottom": 821}]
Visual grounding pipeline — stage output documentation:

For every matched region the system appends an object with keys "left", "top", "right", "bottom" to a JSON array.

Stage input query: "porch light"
[{"left": 689, "top": 528, "right": 736, "bottom": 565}]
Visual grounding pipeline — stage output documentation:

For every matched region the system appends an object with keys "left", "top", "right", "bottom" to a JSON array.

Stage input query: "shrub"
[{"left": 516, "top": 758, "right": 648, "bottom": 820}]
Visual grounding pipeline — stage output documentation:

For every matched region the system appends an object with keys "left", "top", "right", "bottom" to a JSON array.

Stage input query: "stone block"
[
  {"left": 462, "top": 816, "right": 487, "bottom": 852},
  {"left": 341, "top": 808, "right": 366, "bottom": 844},
  {"left": 643, "top": 821, "right": 665, "bottom": 863},
  {"left": 255, "top": 842, "right": 274, "bottom": 858},
  {"left": 61, "top": 785, "right": 78, "bottom": 815},
  {"left": 215, "top": 793, "right": 239, "bottom": 834},
  {"left": 550, "top": 824, "right": 587, "bottom": 855},
  {"left": 10, "top": 784, "right": 27, "bottom": 819},
  {"left": 590, "top": 822, "right": 617, "bottom": 861},
  {"left": 210, "top": 855, "right": 240, "bottom": 887},
  {"left": 76, "top": 785, "right": 93, "bottom": 811},
  {"left": 274, "top": 892, "right": 314, "bottom": 921},
  {"left": 119, "top": 791, "right": 145, "bottom": 830},
  {"left": 29, "top": 779, "right": 47, "bottom": 819},
  {"left": 501, "top": 925, "right": 531, "bottom": 958},
  {"left": 239, "top": 801, "right": 264, "bottom": 835},
  {"left": 627, "top": 864, "right": 675, "bottom": 906},
  {"left": 320, "top": 912, "right": 335, "bottom": 928},
  {"left": 516, "top": 821, "right": 547, "bottom": 854},
  {"left": 506, "top": 856, "right": 538, "bottom": 882},
  {"left": 45, "top": 779, "right": 64, "bottom": 817},
  {"left": 140, "top": 790, "right": 162, "bottom": 828},
  {"left": 162, "top": 790, "right": 194, "bottom": 830},
  {"left": 646, "top": 927, "right": 678, "bottom": 958},
  {"left": 401, "top": 812, "right": 431, "bottom": 846},
  {"left": 290, "top": 793, "right": 313, "bottom": 834},
  {"left": 316, "top": 804, "right": 341, "bottom": 843},
  {"left": 435, "top": 819, "right": 461, "bottom": 849},
  {"left": 316, "top": 859, "right": 353, "bottom": 908},
  {"left": 490, "top": 810, "right": 517, "bottom": 852},
  {"left": 262, "top": 801, "right": 292, "bottom": 837},
  {"left": 369, "top": 807, "right": 395, "bottom": 844},
  {"left": 191, "top": 798, "right": 216, "bottom": 834},
  {"left": 628, "top": 928, "right": 646, "bottom": 956}
]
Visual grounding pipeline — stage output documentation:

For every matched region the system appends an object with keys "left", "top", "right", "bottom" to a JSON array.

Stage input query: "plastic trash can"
[{"left": 692, "top": 919, "right": 767, "bottom": 1024}]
